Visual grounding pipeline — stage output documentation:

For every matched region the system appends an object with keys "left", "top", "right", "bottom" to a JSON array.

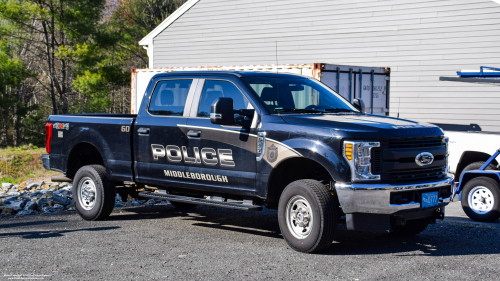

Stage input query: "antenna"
[
  {"left": 276, "top": 41, "right": 280, "bottom": 110},
  {"left": 397, "top": 97, "right": 400, "bottom": 118}
]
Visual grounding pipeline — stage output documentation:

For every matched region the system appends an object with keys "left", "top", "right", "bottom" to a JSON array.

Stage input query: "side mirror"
[
  {"left": 353, "top": 98, "right": 365, "bottom": 113},
  {"left": 211, "top": 97, "right": 235, "bottom": 125}
]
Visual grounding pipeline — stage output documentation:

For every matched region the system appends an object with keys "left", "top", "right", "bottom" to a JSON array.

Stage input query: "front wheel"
[
  {"left": 278, "top": 179, "right": 337, "bottom": 253},
  {"left": 73, "top": 165, "right": 116, "bottom": 221},
  {"left": 462, "top": 177, "right": 500, "bottom": 222}
]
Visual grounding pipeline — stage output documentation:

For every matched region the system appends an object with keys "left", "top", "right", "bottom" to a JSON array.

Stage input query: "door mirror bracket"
[
  {"left": 211, "top": 98, "right": 254, "bottom": 126},
  {"left": 211, "top": 97, "right": 235, "bottom": 125}
]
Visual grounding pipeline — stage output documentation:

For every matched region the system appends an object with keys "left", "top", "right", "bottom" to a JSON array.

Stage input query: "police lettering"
[
  {"left": 152, "top": 144, "right": 235, "bottom": 167},
  {"left": 164, "top": 170, "right": 229, "bottom": 182}
]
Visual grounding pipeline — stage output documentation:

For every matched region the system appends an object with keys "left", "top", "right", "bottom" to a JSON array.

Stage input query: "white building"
[{"left": 140, "top": 0, "right": 500, "bottom": 132}]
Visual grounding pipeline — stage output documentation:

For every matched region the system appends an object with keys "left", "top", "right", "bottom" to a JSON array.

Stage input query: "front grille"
[
  {"left": 388, "top": 167, "right": 446, "bottom": 181},
  {"left": 388, "top": 137, "right": 443, "bottom": 149},
  {"left": 372, "top": 149, "right": 382, "bottom": 174},
  {"left": 371, "top": 137, "right": 447, "bottom": 183}
]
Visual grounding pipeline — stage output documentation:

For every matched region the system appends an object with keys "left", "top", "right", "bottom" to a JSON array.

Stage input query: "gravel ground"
[{"left": 1, "top": 204, "right": 500, "bottom": 281}]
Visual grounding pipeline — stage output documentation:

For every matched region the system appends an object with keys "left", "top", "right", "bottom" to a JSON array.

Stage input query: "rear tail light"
[{"left": 45, "top": 123, "right": 52, "bottom": 153}]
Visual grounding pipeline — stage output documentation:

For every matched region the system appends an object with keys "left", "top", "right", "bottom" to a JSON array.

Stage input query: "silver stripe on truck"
[{"left": 177, "top": 125, "right": 302, "bottom": 167}]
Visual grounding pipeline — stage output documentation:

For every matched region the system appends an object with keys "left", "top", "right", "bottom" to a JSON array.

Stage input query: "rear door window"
[{"left": 149, "top": 79, "right": 193, "bottom": 116}]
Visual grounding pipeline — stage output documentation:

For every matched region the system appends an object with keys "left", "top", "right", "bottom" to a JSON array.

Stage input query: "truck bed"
[{"left": 47, "top": 114, "right": 136, "bottom": 181}]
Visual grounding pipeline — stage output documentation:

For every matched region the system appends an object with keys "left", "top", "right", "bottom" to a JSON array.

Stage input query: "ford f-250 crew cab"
[{"left": 43, "top": 71, "right": 453, "bottom": 253}]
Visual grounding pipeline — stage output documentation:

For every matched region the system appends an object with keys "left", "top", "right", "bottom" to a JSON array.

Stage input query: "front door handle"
[
  {"left": 187, "top": 130, "right": 201, "bottom": 138},
  {"left": 138, "top": 127, "right": 150, "bottom": 135}
]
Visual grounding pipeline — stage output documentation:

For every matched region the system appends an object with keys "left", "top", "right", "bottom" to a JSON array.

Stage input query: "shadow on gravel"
[
  {"left": 0, "top": 220, "right": 65, "bottom": 229},
  {"left": 109, "top": 205, "right": 181, "bottom": 221},
  {"left": 0, "top": 226, "right": 119, "bottom": 239},
  {"left": 445, "top": 216, "right": 500, "bottom": 225},
  {"left": 112, "top": 204, "right": 282, "bottom": 239},
  {"left": 109, "top": 204, "right": 500, "bottom": 256},
  {"left": 322, "top": 224, "right": 500, "bottom": 257}
]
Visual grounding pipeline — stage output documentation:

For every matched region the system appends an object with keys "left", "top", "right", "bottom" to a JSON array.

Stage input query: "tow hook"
[
  {"left": 434, "top": 209, "right": 445, "bottom": 220},
  {"left": 393, "top": 217, "right": 406, "bottom": 226}
]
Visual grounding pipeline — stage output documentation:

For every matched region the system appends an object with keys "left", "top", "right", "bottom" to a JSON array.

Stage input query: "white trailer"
[{"left": 130, "top": 63, "right": 390, "bottom": 116}]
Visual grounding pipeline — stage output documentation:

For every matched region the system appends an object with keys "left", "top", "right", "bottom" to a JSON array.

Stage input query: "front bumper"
[
  {"left": 334, "top": 175, "right": 454, "bottom": 215},
  {"left": 42, "top": 154, "right": 50, "bottom": 170}
]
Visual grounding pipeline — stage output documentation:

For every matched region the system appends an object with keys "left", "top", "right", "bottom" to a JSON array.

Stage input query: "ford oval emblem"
[{"left": 415, "top": 152, "right": 434, "bottom": 166}]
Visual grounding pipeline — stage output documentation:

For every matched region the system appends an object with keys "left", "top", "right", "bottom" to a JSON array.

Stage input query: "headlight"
[{"left": 343, "top": 141, "right": 380, "bottom": 181}]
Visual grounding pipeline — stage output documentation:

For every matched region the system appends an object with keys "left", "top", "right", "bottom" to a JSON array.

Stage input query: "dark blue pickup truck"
[{"left": 43, "top": 71, "right": 453, "bottom": 253}]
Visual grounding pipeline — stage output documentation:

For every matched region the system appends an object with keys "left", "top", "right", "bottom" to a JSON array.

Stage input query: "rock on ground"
[
  {"left": 0, "top": 180, "right": 73, "bottom": 217},
  {"left": 1, "top": 180, "right": 163, "bottom": 217}
]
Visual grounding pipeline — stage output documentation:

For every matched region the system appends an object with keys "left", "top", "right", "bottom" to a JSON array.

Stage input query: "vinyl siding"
[{"left": 153, "top": 0, "right": 500, "bottom": 132}]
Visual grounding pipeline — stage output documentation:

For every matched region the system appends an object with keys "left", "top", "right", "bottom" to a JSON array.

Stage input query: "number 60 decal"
[{"left": 121, "top": 126, "right": 130, "bottom": 132}]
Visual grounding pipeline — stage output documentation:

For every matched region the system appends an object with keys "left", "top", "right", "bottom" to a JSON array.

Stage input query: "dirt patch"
[{"left": 0, "top": 147, "right": 61, "bottom": 184}]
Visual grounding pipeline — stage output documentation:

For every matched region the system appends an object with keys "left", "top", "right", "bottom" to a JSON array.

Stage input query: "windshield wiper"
[
  {"left": 275, "top": 108, "right": 324, "bottom": 113},
  {"left": 324, "top": 108, "right": 355, "bottom": 113}
]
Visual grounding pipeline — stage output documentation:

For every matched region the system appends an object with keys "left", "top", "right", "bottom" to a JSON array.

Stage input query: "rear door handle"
[
  {"left": 187, "top": 130, "right": 201, "bottom": 138},
  {"left": 138, "top": 127, "right": 150, "bottom": 135}
]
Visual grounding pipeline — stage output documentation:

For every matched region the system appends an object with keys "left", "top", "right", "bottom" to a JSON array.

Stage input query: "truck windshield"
[{"left": 241, "top": 77, "right": 358, "bottom": 114}]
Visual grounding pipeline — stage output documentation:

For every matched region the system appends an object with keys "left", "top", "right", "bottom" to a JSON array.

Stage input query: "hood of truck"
[{"left": 280, "top": 114, "right": 443, "bottom": 138}]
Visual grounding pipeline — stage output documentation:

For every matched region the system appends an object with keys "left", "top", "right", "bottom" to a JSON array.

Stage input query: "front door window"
[{"left": 197, "top": 80, "right": 251, "bottom": 123}]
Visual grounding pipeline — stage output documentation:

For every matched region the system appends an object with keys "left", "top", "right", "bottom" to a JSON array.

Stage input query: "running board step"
[{"left": 138, "top": 191, "right": 262, "bottom": 212}]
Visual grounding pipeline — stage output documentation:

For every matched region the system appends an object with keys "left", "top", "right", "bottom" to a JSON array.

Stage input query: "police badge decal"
[{"left": 267, "top": 144, "right": 278, "bottom": 163}]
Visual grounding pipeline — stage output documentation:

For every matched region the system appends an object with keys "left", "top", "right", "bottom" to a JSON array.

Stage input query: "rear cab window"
[{"left": 148, "top": 79, "right": 193, "bottom": 116}]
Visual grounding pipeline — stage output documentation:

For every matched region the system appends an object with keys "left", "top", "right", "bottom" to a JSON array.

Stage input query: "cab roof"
[{"left": 151, "top": 70, "right": 309, "bottom": 80}]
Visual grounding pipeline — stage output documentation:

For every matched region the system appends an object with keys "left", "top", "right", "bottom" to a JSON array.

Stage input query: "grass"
[{"left": 0, "top": 145, "right": 60, "bottom": 184}]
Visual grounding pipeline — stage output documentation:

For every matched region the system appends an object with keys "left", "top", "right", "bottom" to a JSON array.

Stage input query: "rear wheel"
[
  {"left": 462, "top": 177, "right": 500, "bottom": 222},
  {"left": 278, "top": 179, "right": 337, "bottom": 253},
  {"left": 391, "top": 218, "right": 429, "bottom": 236},
  {"left": 73, "top": 165, "right": 115, "bottom": 221}
]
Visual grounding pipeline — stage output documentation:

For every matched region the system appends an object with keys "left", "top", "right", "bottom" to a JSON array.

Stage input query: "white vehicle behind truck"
[{"left": 445, "top": 129, "right": 500, "bottom": 178}]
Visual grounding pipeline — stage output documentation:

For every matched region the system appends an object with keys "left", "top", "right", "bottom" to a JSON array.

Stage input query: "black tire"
[
  {"left": 460, "top": 161, "right": 497, "bottom": 180},
  {"left": 170, "top": 201, "right": 198, "bottom": 209},
  {"left": 278, "top": 179, "right": 337, "bottom": 253},
  {"left": 391, "top": 218, "right": 429, "bottom": 236},
  {"left": 72, "top": 165, "right": 116, "bottom": 221},
  {"left": 461, "top": 176, "right": 500, "bottom": 222}
]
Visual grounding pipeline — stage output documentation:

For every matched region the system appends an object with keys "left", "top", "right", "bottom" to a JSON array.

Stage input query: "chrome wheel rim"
[
  {"left": 285, "top": 195, "right": 313, "bottom": 239},
  {"left": 468, "top": 186, "right": 494, "bottom": 214},
  {"left": 78, "top": 177, "right": 97, "bottom": 210}
]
